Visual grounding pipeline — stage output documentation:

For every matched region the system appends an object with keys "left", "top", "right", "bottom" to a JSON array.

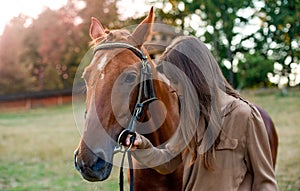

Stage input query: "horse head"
[{"left": 74, "top": 7, "right": 180, "bottom": 182}]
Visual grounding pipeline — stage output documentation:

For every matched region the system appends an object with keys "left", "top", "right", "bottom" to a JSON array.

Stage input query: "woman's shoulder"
[
  {"left": 223, "top": 97, "right": 263, "bottom": 124},
  {"left": 223, "top": 98, "right": 251, "bottom": 117}
]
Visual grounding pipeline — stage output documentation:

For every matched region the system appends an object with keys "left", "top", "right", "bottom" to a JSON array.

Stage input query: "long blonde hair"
[{"left": 158, "top": 36, "right": 240, "bottom": 169}]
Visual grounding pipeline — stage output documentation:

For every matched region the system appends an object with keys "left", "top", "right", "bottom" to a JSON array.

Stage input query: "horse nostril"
[
  {"left": 74, "top": 149, "right": 79, "bottom": 156},
  {"left": 92, "top": 157, "right": 106, "bottom": 172},
  {"left": 74, "top": 155, "right": 80, "bottom": 171},
  {"left": 74, "top": 152, "right": 84, "bottom": 172}
]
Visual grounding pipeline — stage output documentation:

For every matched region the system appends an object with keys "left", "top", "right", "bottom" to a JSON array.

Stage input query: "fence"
[{"left": 0, "top": 89, "right": 73, "bottom": 111}]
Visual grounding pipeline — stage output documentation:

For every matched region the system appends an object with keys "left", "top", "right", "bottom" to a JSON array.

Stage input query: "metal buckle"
[{"left": 114, "top": 129, "right": 136, "bottom": 154}]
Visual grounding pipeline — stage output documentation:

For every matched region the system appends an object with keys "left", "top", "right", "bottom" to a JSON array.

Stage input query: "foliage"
[
  {"left": 195, "top": 0, "right": 255, "bottom": 87},
  {"left": 0, "top": 0, "right": 299, "bottom": 94},
  {"left": 0, "top": 15, "right": 34, "bottom": 94},
  {"left": 154, "top": 0, "right": 257, "bottom": 87},
  {"left": 237, "top": 52, "right": 274, "bottom": 88},
  {"left": 0, "top": 0, "right": 121, "bottom": 95},
  {"left": 254, "top": 0, "right": 300, "bottom": 87},
  {"left": 72, "top": 0, "right": 121, "bottom": 56},
  {"left": 153, "top": 0, "right": 300, "bottom": 89}
]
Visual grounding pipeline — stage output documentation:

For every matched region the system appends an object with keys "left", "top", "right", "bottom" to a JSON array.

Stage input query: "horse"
[
  {"left": 74, "top": 7, "right": 278, "bottom": 190},
  {"left": 255, "top": 105, "right": 278, "bottom": 168},
  {"left": 74, "top": 7, "right": 183, "bottom": 190}
]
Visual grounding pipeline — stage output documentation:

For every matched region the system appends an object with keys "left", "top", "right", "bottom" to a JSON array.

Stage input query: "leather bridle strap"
[
  {"left": 93, "top": 42, "right": 157, "bottom": 191},
  {"left": 94, "top": 42, "right": 147, "bottom": 61}
]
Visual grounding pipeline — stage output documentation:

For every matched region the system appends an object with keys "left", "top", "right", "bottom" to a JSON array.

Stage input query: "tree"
[
  {"left": 0, "top": 15, "right": 33, "bottom": 94},
  {"left": 21, "top": 23, "right": 42, "bottom": 92},
  {"left": 78, "top": 0, "right": 119, "bottom": 27},
  {"left": 73, "top": 0, "right": 120, "bottom": 46},
  {"left": 21, "top": 3, "right": 83, "bottom": 91},
  {"left": 153, "top": 0, "right": 260, "bottom": 88},
  {"left": 0, "top": 0, "right": 123, "bottom": 94},
  {"left": 254, "top": 0, "right": 300, "bottom": 87},
  {"left": 237, "top": 52, "right": 274, "bottom": 88},
  {"left": 57, "top": 1, "right": 85, "bottom": 88},
  {"left": 197, "top": 0, "right": 256, "bottom": 87}
]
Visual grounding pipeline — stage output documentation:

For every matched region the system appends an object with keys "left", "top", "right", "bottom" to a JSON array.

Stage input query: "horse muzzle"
[{"left": 74, "top": 148, "right": 113, "bottom": 182}]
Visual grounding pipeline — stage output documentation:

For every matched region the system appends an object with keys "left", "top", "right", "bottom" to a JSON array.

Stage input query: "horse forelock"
[
  {"left": 85, "top": 29, "right": 142, "bottom": 80},
  {"left": 90, "top": 29, "right": 133, "bottom": 47}
]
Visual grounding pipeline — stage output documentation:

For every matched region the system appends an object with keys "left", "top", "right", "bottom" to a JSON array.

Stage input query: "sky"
[
  {"left": 0, "top": 0, "right": 150, "bottom": 35},
  {"left": 0, "top": 0, "right": 68, "bottom": 35}
]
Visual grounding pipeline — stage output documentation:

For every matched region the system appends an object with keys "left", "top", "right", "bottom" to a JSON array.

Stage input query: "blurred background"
[{"left": 0, "top": 0, "right": 299, "bottom": 190}]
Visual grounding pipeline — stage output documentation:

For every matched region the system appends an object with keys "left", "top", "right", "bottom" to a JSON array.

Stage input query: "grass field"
[{"left": 0, "top": 89, "right": 299, "bottom": 190}]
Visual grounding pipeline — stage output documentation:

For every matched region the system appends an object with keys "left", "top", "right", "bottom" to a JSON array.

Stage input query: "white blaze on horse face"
[{"left": 97, "top": 54, "right": 107, "bottom": 79}]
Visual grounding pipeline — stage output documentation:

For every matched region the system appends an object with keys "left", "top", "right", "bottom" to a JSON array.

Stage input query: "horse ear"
[
  {"left": 132, "top": 6, "right": 154, "bottom": 46},
  {"left": 89, "top": 17, "right": 106, "bottom": 40}
]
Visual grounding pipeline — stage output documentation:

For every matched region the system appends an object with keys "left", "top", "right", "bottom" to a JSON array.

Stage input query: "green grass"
[
  {"left": 0, "top": 90, "right": 300, "bottom": 190},
  {"left": 0, "top": 104, "right": 119, "bottom": 191}
]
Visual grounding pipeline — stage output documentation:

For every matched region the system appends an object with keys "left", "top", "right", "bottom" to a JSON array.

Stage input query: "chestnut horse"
[{"left": 74, "top": 7, "right": 278, "bottom": 190}]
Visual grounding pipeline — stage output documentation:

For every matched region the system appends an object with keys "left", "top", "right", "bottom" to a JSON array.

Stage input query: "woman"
[{"left": 126, "top": 36, "right": 278, "bottom": 190}]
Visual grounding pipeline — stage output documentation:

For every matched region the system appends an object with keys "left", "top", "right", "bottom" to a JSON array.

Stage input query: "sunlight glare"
[
  {"left": 0, "top": 0, "right": 67, "bottom": 35},
  {"left": 117, "top": 0, "right": 151, "bottom": 20}
]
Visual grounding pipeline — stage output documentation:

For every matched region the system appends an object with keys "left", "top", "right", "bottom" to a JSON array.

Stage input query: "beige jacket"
[{"left": 132, "top": 98, "right": 278, "bottom": 191}]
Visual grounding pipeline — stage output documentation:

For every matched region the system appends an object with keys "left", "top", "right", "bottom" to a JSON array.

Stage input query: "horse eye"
[{"left": 124, "top": 73, "right": 137, "bottom": 83}]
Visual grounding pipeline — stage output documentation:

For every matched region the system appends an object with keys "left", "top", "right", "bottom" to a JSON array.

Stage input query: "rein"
[{"left": 93, "top": 42, "right": 158, "bottom": 191}]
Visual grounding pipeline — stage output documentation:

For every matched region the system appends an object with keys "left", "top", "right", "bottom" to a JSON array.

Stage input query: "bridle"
[{"left": 93, "top": 42, "right": 158, "bottom": 191}]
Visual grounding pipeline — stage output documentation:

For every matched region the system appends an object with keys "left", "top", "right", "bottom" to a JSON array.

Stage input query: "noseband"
[{"left": 93, "top": 42, "right": 158, "bottom": 191}]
